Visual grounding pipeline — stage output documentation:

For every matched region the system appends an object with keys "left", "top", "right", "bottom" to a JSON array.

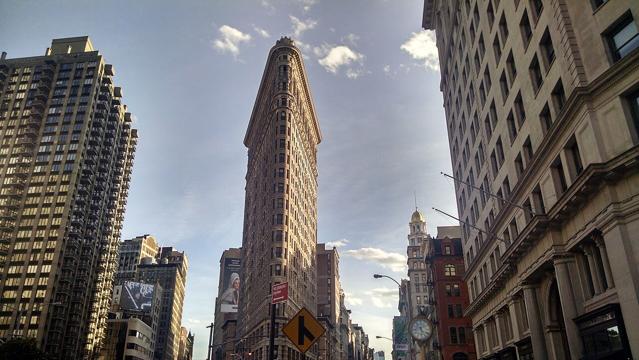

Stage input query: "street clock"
[{"left": 409, "top": 316, "right": 433, "bottom": 342}]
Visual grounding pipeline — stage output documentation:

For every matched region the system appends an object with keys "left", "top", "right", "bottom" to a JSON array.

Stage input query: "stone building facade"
[
  {"left": 238, "top": 37, "right": 322, "bottom": 360},
  {"left": 0, "top": 36, "right": 137, "bottom": 359},
  {"left": 423, "top": 0, "right": 639, "bottom": 359}
]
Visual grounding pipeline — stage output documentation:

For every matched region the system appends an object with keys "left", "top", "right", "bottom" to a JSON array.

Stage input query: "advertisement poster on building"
[
  {"left": 121, "top": 281, "right": 155, "bottom": 312},
  {"left": 393, "top": 316, "right": 409, "bottom": 355},
  {"left": 220, "top": 258, "right": 241, "bottom": 313}
]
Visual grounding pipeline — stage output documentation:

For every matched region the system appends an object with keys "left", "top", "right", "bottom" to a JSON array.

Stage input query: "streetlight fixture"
[
  {"left": 372, "top": 274, "right": 402, "bottom": 288},
  {"left": 375, "top": 335, "right": 392, "bottom": 341}
]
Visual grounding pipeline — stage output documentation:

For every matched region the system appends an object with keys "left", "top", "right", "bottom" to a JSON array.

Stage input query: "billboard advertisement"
[
  {"left": 393, "top": 316, "right": 409, "bottom": 353},
  {"left": 121, "top": 281, "right": 155, "bottom": 312},
  {"left": 219, "top": 258, "right": 241, "bottom": 313}
]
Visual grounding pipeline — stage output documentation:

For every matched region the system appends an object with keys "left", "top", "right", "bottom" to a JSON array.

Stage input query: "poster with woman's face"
[{"left": 220, "top": 258, "right": 241, "bottom": 313}]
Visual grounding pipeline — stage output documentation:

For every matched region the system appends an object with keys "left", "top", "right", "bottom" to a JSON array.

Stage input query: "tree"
[{"left": 0, "top": 337, "right": 50, "bottom": 360}]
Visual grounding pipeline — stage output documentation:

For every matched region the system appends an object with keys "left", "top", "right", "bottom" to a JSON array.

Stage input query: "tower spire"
[{"left": 414, "top": 191, "right": 418, "bottom": 211}]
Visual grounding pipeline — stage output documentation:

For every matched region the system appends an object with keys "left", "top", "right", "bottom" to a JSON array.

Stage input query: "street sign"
[
  {"left": 272, "top": 282, "right": 288, "bottom": 304},
  {"left": 282, "top": 307, "right": 325, "bottom": 353}
]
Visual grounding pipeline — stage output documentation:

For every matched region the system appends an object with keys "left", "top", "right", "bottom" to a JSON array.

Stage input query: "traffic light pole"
[{"left": 269, "top": 303, "right": 276, "bottom": 360}]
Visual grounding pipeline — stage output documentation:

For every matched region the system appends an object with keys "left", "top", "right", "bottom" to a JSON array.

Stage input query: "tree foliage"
[{"left": 0, "top": 337, "right": 50, "bottom": 360}]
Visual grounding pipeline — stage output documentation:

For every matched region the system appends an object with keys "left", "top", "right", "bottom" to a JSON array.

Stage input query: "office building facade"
[
  {"left": 317, "top": 243, "right": 342, "bottom": 360},
  {"left": 423, "top": 1, "right": 639, "bottom": 358},
  {"left": 115, "top": 234, "right": 160, "bottom": 285},
  {"left": 137, "top": 247, "right": 188, "bottom": 360},
  {"left": 211, "top": 247, "right": 241, "bottom": 360},
  {"left": 238, "top": 37, "right": 322, "bottom": 360},
  {"left": 0, "top": 36, "right": 137, "bottom": 358}
]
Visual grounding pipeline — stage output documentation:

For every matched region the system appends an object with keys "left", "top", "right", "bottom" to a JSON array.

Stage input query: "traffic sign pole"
[{"left": 269, "top": 303, "right": 276, "bottom": 360}]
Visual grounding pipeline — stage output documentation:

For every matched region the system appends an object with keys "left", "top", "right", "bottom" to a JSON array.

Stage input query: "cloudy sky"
[{"left": 1, "top": 0, "right": 458, "bottom": 357}]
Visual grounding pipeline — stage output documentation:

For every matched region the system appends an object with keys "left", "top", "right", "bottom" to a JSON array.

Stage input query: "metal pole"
[
  {"left": 269, "top": 303, "right": 276, "bottom": 360},
  {"left": 441, "top": 172, "right": 535, "bottom": 215},
  {"left": 207, "top": 322, "right": 214, "bottom": 360},
  {"left": 432, "top": 207, "right": 506, "bottom": 243}
]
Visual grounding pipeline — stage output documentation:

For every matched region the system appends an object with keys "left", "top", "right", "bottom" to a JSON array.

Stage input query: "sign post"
[
  {"left": 269, "top": 283, "right": 288, "bottom": 360},
  {"left": 282, "top": 307, "right": 326, "bottom": 354}
]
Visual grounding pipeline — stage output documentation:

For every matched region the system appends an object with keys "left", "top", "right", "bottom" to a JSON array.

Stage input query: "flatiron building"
[{"left": 238, "top": 37, "right": 322, "bottom": 360}]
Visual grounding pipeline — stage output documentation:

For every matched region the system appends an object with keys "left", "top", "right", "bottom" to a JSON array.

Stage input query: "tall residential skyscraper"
[
  {"left": 0, "top": 37, "right": 137, "bottom": 359},
  {"left": 238, "top": 37, "right": 322, "bottom": 359},
  {"left": 136, "top": 247, "right": 188, "bottom": 360},
  {"left": 423, "top": 1, "right": 639, "bottom": 359}
]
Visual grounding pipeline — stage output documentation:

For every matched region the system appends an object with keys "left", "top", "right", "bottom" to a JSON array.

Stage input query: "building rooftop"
[
  {"left": 50, "top": 36, "right": 94, "bottom": 55},
  {"left": 436, "top": 225, "right": 461, "bottom": 239}
]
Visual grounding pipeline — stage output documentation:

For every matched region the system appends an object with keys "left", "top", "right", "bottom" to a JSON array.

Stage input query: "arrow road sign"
[{"left": 282, "top": 307, "right": 325, "bottom": 353}]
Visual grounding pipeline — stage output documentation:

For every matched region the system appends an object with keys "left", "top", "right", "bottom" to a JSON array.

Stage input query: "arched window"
[{"left": 444, "top": 264, "right": 456, "bottom": 276}]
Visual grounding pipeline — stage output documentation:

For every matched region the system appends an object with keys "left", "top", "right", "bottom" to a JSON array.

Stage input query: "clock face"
[{"left": 410, "top": 318, "right": 432, "bottom": 341}]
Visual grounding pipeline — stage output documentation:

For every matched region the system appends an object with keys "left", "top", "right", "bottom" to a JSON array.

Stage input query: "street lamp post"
[
  {"left": 372, "top": 274, "right": 402, "bottom": 288},
  {"left": 375, "top": 336, "right": 393, "bottom": 341}
]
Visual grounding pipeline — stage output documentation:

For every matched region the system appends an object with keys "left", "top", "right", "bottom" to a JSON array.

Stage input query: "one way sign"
[{"left": 282, "top": 307, "right": 326, "bottom": 353}]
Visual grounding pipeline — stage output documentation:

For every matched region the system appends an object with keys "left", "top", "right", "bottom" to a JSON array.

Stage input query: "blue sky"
[{"left": 1, "top": 0, "right": 457, "bottom": 357}]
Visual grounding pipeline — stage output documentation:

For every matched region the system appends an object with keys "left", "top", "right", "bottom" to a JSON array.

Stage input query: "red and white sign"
[{"left": 272, "top": 282, "right": 289, "bottom": 304}]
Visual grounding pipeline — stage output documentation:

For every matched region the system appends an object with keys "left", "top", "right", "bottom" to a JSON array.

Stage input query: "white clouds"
[
  {"left": 318, "top": 45, "right": 364, "bottom": 74},
  {"left": 290, "top": 15, "right": 317, "bottom": 37},
  {"left": 295, "top": 0, "right": 317, "bottom": 12},
  {"left": 342, "top": 33, "right": 360, "bottom": 45},
  {"left": 400, "top": 29, "right": 440, "bottom": 71},
  {"left": 343, "top": 247, "right": 407, "bottom": 273},
  {"left": 252, "top": 25, "right": 270, "bottom": 38},
  {"left": 365, "top": 287, "right": 398, "bottom": 308},
  {"left": 344, "top": 292, "right": 364, "bottom": 306},
  {"left": 326, "top": 239, "right": 349, "bottom": 248},
  {"left": 213, "top": 25, "right": 252, "bottom": 57}
]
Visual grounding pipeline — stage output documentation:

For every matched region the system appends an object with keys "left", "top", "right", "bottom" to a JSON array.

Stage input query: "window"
[
  {"left": 540, "top": 28, "right": 555, "bottom": 69},
  {"left": 500, "top": 71, "right": 509, "bottom": 102},
  {"left": 565, "top": 135, "right": 584, "bottom": 177},
  {"left": 444, "top": 264, "right": 456, "bottom": 276},
  {"left": 493, "top": 36, "right": 502, "bottom": 62},
  {"left": 529, "top": 55, "right": 543, "bottom": 92},
  {"left": 514, "top": 92, "right": 526, "bottom": 126},
  {"left": 484, "top": 68, "right": 492, "bottom": 90},
  {"left": 520, "top": 11, "right": 532, "bottom": 47},
  {"left": 627, "top": 88, "right": 639, "bottom": 140},
  {"left": 515, "top": 153, "right": 524, "bottom": 177},
  {"left": 551, "top": 79, "right": 566, "bottom": 115},
  {"left": 605, "top": 12, "right": 639, "bottom": 61},
  {"left": 499, "top": 14, "right": 509, "bottom": 43},
  {"left": 507, "top": 111, "right": 517, "bottom": 143},
  {"left": 540, "top": 103, "right": 552, "bottom": 135},
  {"left": 450, "top": 327, "right": 459, "bottom": 344},
  {"left": 459, "top": 327, "right": 467, "bottom": 344},
  {"left": 444, "top": 245, "right": 452, "bottom": 255},
  {"left": 530, "top": 0, "right": 543, "bottom": 22},
  {"left": 551, "top": 156, "right": 568, "bottom": 194},
  {"left": 487, "top": 3, "right": 495, "bottom": 28},
  {"left": 591, "top": 0, "right": 608, "bottom": 9}
]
